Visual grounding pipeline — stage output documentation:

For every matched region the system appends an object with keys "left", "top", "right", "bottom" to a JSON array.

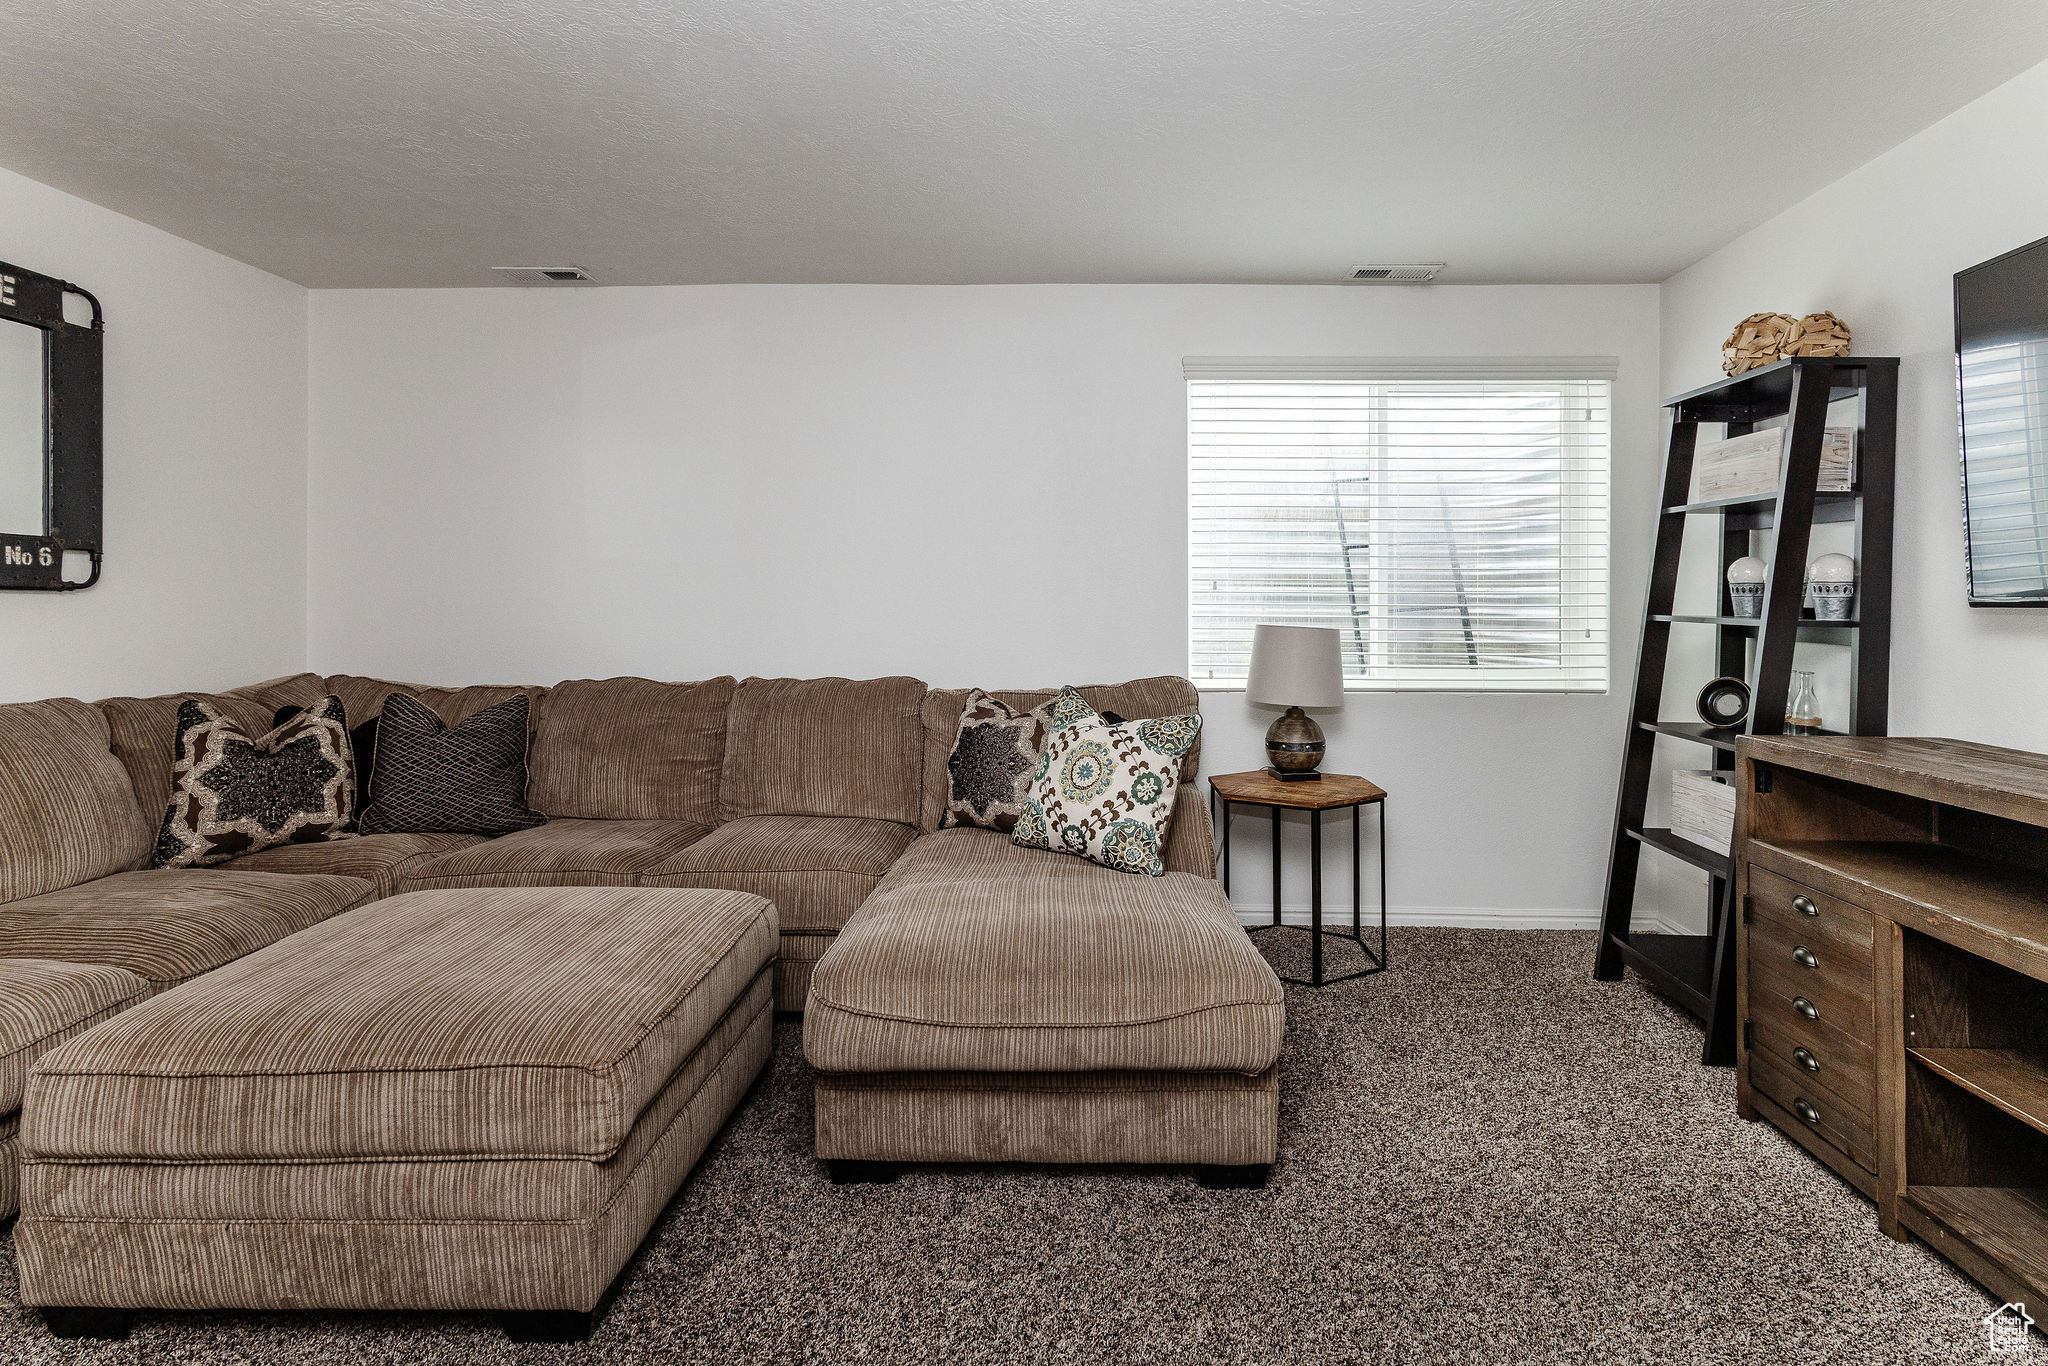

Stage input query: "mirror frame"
[{"left": 0, "top": 259, "right": 102, "bottom": 591}]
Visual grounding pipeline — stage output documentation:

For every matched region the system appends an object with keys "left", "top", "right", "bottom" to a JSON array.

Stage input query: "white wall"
[
  {"left": 0, "top": 166, "right": 309, "bottom": 703},
  {"left": 1648, "top": 56, "right": 2048, "bottom": 930},
  {"left": 310, "top": 283, "right": 1660, "bottom": 922}
]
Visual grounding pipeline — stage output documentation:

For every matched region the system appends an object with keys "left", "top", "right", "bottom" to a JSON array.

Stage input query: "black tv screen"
[{"left": 1957, "top": 233, "right": 2048, "bottom": 605}]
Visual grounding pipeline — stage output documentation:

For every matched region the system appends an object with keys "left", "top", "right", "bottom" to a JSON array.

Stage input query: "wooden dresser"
[{"left": 1735, "top": 735, "right": 2048, "bottom": 1309}]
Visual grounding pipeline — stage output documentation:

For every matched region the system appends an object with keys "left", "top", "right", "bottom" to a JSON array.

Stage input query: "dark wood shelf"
[
  {"left": 1665, "top": 355, "right": 1900, "bottom": 422},
  {"left": 1664, "top": 490, "right": 1860, "bottom": 517},
  {"left": 1911, "top": 1048, "right": 2048, "bottom": 1138},
  {"left": 1598, "top": 355, "right": 1896, "bottom": 1068},
  {"left": 1644, "top": 720, "right": 1846, "bottom": 752},
  {"left": 1627, "top": 825, "right": 1732, "bottom": 879},
  {"left": 1653, "top": 614, "right": 1860, "bottom": 639},
  {"left": 1905, "top": 1186, "right": 2048, "bottom": 1301},
  {"left": 1608, "top": 931, "right": 1715, "bottom": 1016}
]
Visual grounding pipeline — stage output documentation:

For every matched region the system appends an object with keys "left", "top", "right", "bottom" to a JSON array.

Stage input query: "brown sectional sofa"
[{"left": 0, "top": 666, "right": 1282, "bottom": 1330}]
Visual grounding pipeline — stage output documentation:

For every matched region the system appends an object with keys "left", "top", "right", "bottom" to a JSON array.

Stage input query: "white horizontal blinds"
[
  {"left": 1188, "top": 365, "right": 1612, "bottom": 692},
  {"left": 1960, "top": 336, "right": 2048, "bottom": 598}
]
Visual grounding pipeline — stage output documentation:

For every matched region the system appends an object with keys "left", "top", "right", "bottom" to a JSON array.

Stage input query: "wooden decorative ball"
[
  {"left": 1786, "top": 310, "right": 1852, "bottom": 359},
  {"left": 1721, "top": 312, "right": 1798, "bottom": 376}
]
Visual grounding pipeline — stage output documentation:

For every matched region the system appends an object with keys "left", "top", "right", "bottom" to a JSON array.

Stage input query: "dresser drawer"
[
  {"left": 1750, "top": 1050, "right": 1877, "bottom": 1172},
  {"left": 1749, "top": 1017, "right": 1874, "bottom": 1121},
  {"left": 1748, "top": 864, "right": 1873, "bottom": 954},
  {"left": 1748, "top": 912, "right": 1874, "bottom": 1042}
]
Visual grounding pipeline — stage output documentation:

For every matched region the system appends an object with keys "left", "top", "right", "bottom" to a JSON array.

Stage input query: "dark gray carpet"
[{"left": 0, "top": 928, "right": 2012, "bottom": 1364}]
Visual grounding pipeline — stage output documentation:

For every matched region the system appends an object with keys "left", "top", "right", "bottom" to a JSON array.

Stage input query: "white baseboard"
[{"left": 1231, "top": 906, "right": 1696, "bottom": 934}]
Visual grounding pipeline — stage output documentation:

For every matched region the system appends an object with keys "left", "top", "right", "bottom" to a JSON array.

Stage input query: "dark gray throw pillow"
[{"left": 357, "top": 693, "right": 545, "bottom": 837}]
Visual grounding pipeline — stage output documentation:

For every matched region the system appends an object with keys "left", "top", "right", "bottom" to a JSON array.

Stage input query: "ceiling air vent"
[
  {"left": 491, "top": 265, "right": 597, "bottom": 285},
  {"left": 1347, "top": 263, "right": 1445, "bottom": 283}
]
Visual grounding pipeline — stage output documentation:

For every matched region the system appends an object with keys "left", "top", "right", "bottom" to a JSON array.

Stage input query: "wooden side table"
[{"left": 1208, "top": 770, "right": 1387, "bottom": 988}]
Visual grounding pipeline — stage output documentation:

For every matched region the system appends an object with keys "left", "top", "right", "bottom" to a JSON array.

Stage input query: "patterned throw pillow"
[
  {"left": 1012, "top": 709, "right": 1202, "bottom": 877},
  {"left": 942, "top": 689, "right": 1059, "bottom": 832},
  {"left": 152, "top": 695, "right": 356, "bottom": 868},
  {"left": 357, "top": 693, "right": 546, "bottom": 837}
]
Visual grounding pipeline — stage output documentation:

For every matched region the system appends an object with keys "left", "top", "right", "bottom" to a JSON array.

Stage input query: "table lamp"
[{"left": 1245, "top": 624, "right": 1344, "bottom": 781}]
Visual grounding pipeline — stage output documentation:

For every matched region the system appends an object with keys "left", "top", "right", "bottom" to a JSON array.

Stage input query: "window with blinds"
[{"left": 1187, "top": 359, "right": 1613, "bottom": 693}]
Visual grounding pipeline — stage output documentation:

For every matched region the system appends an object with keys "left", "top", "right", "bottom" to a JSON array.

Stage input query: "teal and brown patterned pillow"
[
  {"left": 152, "top": 695, "right": 357, "bottom": 868},
  {"left": 1012, "top": 707, "right": 1201, "bottom": 876}
]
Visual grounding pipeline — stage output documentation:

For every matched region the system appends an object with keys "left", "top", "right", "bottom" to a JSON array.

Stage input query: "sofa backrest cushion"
[
  {"left": 98, "top": 674, "right": 331, "bottom": 823},
  {"left": 324, "top": 676, "right": 546, "bottom": 732},
  {"left": 719, "top": 676, "right": 926, "bottom": 826},
  {"left": 528, "top": 676, "right": 736, "bottom": 824},
  {"left": 0, "top": 698, "right": 155, "bottom": 902},
  {"left": 917, "top": 676, "right": 1204, "bottom": 833}
]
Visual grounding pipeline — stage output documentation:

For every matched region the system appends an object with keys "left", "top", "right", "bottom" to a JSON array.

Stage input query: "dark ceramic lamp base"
[{"left": 1264, "top": 706, "right": 1325, "bottom": 781}]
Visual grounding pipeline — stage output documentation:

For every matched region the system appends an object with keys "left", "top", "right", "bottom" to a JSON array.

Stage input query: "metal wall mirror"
[{"left": 0, "top": 259, "right": 102, "bottom": 591}]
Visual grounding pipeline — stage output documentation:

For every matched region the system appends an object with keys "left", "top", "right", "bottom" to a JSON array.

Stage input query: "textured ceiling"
[{"left": 1, "top": 0, "right": 2045, "bottom": 288}]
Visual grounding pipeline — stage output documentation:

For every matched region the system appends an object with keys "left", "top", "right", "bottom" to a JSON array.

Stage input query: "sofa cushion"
[
  {"left": 358, "top": 694, "right": 545, "bottom": 837},
  {"left": 99, "top": 674, "right": 331, "bottom": 821},
  {"left": 804, "top": 842, "right": 1282, "bottom": 1075},
  {"left": 528, "top": 676, "right": 735, "bottom": 826},
  {"left": 642, "top": 815, "right": 916, "bottom": 936},
  {"left": 0, "top": 870, "right": 375, "bottom": 993},
  {"left": 221, "top": 832, "right": 484, "bottom": 899},
  {"left": 24, "top": 886, "right": 779, "bottom": 1161},
  {"left": 400, "top": 818, "right": 711, "bottom": 890},
  {"left": 0, "top": 698, "right": 155, "bottom": 905},
  {"left": 151, "top": 696, "right": 357, "bottom": 869},
  {"left": 323, "top": 675, "right": 544, "bottom": 730},
  {"left": 917, "top": 677, "right": 1204, "bottom": 832},
  {"left": 0, "top": 959, "right": 149, "bottom": 1115},
  {"left": 719, "top": 676, "right": 926, "bottom": 826}
]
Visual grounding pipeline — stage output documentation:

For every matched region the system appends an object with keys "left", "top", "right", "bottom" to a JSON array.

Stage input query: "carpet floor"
[{"left": 0, "top": 928, "right": 2014, "bottom": 1365}]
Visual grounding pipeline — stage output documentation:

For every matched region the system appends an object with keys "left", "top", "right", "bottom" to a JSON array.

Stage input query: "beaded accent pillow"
[
  {"left": 1012, "top": 707, "right": 1202, "bottom": 877},
  {"left": 152, "top": 695, "right": 356, "bottom": 868},
  {"left": 942, "top": 689, "right": 1060, "bottom": 832}
]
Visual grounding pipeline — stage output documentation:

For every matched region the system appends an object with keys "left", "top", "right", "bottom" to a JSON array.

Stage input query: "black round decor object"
[{"left": 1696, "top": 676, "right": 1752, "bottom": 728}]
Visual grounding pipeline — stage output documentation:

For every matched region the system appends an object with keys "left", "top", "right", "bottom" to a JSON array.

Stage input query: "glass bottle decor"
[{"left": 1785, "top": 670, "right": 1823, "bottom": 735}]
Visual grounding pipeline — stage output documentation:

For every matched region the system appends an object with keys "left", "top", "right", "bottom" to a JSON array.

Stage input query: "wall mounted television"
[{"left": 1957, "top": 232, "right": 2048, "bottom": 606}]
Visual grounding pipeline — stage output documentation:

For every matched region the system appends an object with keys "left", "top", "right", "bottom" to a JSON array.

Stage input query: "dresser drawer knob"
[
  {"left": 1791, "top": 895, "right": 1818, "bottom": 916},
  {"left": 1793, "top": 995, "right": 1818, "bottom": 1020},
  {"left": 1793, "top": 1046, "right": 1820, "bottom": 1073},
  {"left": 1792, "top": 946, "right": 1819, "bottom": 970},
  {"left": 1792, "top": 1097, "right": 1821, "bottom": 1126}
]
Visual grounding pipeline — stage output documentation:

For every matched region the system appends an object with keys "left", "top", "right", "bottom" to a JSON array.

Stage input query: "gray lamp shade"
[{"left": 1244, "top": 625, "right": 1344, "bottom": 708}]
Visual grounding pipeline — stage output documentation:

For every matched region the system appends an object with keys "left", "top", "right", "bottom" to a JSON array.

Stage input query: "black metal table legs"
[{"left": 1214, "top": 792, "right": 1387, "bottom": 988}]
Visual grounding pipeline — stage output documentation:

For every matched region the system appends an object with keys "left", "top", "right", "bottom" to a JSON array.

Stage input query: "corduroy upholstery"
[
  {"left": 528, "top": 676, "right": 735, "bottom": 825},
  {"left": 0, "top": 870, "right": 375, "bottom": 993},
  {"left": 219, "top": 832, "right": 485, "bottom": 898},
  {"left": 719, "top": 676, "right": 926, "bottom": 825},
  {"left": 26, "top": 886, "right": 776, "bottom": 1162},
  {"left": 812, "top": 1066, "right": 1280, "bottom": 1165},
  {"left": 0, "top": 959, "right": 150, "bottom": 1115},
  {"left": 97, "top": 675, "right": 332, "bottom": 822},
  {"left": 16, "top": 886, "right": 776, "bottom": 1315},
  {"left": 323, "top": 676, "right": 546, "bottom": 730},
  {"left": 0, "top": 958, "right": 150, "bottom": 1218},
  {"left": 642, "top": 815, "right": 917, "bottom": 935},
  {"left": 805, "top": 829, "right": 1282, "bottom": 1076},
  {"left": 397, "top": 818, "right": 712, "bottom": 890},
  {"left": 0, "top": 699, "right": 156, "bottom": 905}
]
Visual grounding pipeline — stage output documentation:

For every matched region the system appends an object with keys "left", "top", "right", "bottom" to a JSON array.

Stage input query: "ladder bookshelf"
[{"left": 1593, "top": 356, "right": 1898, "bottom": 1065}]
